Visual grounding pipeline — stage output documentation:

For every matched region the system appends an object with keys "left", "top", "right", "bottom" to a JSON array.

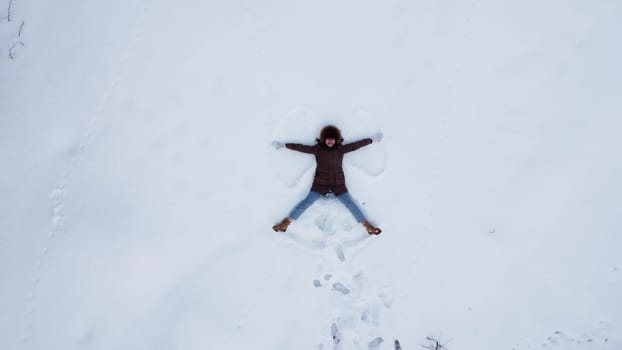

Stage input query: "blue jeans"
[{"left": 289, "top": 191, "right": 367, "bottom": 223}]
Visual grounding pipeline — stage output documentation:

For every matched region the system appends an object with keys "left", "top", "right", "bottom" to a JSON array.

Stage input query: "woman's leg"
[
  {"left": 289, "top": 191, "right": 322, "bottom": 220},
  {"left": 337, "top": 192, "right": 381, "bottom": 234},
  {"left": 274, "top": 192, "right": 323, "bottom": 232},
  {"left": 336, "top": 192, "right": 366, "bottom": 223}
]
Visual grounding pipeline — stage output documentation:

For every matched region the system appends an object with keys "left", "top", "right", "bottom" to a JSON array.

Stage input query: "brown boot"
[
  {"left": 363, "top": 220, "right": 382, "bottom": 235},
  {"left": 272, "top": 217, "right": 292, "bottom": 232}
]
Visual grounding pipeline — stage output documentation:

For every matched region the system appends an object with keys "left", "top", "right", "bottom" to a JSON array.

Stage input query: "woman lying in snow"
[{"left": 272, "top": 125, "right": 382, "bottom": 235}]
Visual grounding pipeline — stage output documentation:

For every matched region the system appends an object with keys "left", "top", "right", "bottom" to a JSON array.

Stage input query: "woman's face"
[{"left": 325, "top": 138, "right": 336, "bottom": 148}]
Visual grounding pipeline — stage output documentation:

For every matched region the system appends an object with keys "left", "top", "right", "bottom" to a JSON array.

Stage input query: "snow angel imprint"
[{"left": 272, "top": 125, "right": 382, "bottom": 235}]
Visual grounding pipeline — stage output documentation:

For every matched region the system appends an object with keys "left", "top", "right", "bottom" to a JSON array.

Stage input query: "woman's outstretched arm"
[
  {"left": 341, "top": 138, "right": 373, "bottom": 153},
  {"left": 272, "top": 141, "right": 315, "bottom": 154},
  {"left": 285, "top": 143, "right": 316, "bottom": 154}
]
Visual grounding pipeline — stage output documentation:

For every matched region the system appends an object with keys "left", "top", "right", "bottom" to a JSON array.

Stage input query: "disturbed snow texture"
[{"left": 1, "top": 0, "right": 622, "bottom": 349}]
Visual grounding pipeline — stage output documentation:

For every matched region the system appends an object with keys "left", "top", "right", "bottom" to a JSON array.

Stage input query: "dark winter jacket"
[{"left": 285, "top": 138, "right": 373, "bottom": 195}]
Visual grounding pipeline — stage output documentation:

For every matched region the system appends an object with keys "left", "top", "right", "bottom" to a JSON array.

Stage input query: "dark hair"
[{"left": 319, "top": 125, "right": 343, "bottom": 144}]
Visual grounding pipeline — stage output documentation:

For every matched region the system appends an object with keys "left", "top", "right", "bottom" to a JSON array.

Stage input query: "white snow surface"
[{"left": 2, "top": 0, "right": 622, "bottom": 349}]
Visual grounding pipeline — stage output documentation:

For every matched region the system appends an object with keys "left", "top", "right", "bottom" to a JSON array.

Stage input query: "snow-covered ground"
[{"left": 2, "top": 0, "right": 621, "bottom": 349}]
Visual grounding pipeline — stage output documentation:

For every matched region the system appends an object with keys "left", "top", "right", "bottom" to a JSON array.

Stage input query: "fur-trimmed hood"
[{"left": 316, "top": 125, "right": 344, "bottom": 146}]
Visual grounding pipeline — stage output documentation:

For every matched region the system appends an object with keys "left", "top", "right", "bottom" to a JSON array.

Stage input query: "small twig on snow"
[
  {"left": 18, "top": 20, "right": 24, "bottom": 36},
  {"left": 7, "top": 0, "right": 14, "bottom": 22},
  {"left": 8, "top": 40, "right": 24, "bottom": 59},
  {"left": 421, "top": 336, "right": 449, "bottom": 350}
]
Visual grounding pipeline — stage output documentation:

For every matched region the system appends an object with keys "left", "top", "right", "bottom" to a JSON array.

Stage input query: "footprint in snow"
[
  {"left": 332, "top": 282, "right": 350, "bottom": 295},
  {"left": 368, "top": 337, "right": 383, "bottom": 350},
  {"left": 331, "top": 323, "right": 342, "bottom": 350}
]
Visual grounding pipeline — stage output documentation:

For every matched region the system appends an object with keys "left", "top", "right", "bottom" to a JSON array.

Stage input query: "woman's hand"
[
  {"left": 272, "top": 141, "right": 285, "bottom": 150},
  {"left": 371, "top": 132, "right": 383, "bottom": 142}
]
